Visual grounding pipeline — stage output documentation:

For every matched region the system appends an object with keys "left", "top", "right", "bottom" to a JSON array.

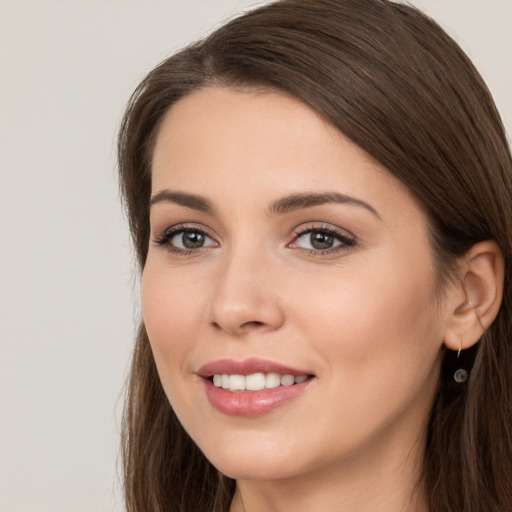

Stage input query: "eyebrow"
[
  {"left": 150, "top": 190, "right": 214, "bottom": 213},
  {"left": 150, "top": 189, "right": 380, "bottom": 219},
  {"left": 269, "top": 192, "right": 381, "bottom": 219}
]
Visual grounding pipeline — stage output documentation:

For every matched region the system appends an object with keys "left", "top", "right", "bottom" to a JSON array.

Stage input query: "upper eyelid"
[
  {"left": 293, "top": 223, "right": 355, "bottom": 239},
  {"left": 152, "top": 221, "right": 356, "bottom": 248},
  {"left": 289, "top": 224, "right": 357, "bottom": 252},
  {"left": 152, "top": 224, "right": 219, "bottom": 248},
  {"left": 154, "top": 222, "right": 216, "bottom": 238}
]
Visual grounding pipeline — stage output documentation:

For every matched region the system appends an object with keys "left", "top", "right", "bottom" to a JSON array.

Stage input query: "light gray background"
[{"left": 1, "top": 1, "right": 510, "bottom": 511}]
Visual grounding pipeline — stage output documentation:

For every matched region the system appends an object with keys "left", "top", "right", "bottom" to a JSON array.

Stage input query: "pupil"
[
  {"left": 311, "top": 231, "right": 333, "bottom": 250},
  {"left": 183, "top": 232, "right": 204, "bottom": 248}
]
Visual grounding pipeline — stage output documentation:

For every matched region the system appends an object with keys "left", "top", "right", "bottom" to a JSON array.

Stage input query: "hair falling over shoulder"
[{"left": 117, "top": 1, "right": 512, "bottom": 510}]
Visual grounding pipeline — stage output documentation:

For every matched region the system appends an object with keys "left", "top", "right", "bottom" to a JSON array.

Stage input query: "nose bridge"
[{"left": 209, "top": 240, "right": 284, "bottom": 334}]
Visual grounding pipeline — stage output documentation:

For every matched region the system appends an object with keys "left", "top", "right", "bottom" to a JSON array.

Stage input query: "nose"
[{"left": 208, "top": 250, "right": 285, "bottom": 336}]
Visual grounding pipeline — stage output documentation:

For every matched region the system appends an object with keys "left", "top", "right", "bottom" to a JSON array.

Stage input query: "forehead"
[
  {"left": 151, "top": 86, "right": 420, "bottom": 221},
  {"left": 151, "top": 86, "right": 343, "bottom": 177}
]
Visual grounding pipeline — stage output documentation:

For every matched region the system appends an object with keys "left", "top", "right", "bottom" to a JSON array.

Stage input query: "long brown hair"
[{"left": 117, "top": 1, "right": 512, "bottom": 510}]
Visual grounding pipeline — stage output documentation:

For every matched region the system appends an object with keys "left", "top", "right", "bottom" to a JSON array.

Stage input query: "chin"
[
  {"left": 213, "top": 455, "right": 303, "bottom": 482},
  {"left": 197, "top": 429, "right": 332, "bottom": 483},
  {"left": 190, "top": 430, "right": 303, "bottom": 481}
]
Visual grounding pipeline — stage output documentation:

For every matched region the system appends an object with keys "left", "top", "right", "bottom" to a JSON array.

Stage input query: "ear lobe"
[{"left": 443, "top": 240, "right": 504, "bottom": 351}]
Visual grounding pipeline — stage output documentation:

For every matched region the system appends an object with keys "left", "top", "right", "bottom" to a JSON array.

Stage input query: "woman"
[{"left": 117, "top": 0, "right": 512, "bottom": 510}]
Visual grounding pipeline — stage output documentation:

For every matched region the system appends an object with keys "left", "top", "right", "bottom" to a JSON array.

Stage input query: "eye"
[
  {"left": 290, "top": 225, "right": 356, "bottom": 253},
  {"left": 171, "top": 230, "right": 215, "bottom": 249},
  {"left": 154, "top": 226, "right": 217, "bottom": 253}
]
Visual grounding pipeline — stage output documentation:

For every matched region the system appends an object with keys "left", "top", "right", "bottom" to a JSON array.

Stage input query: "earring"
[{"left": 453, "top": 339, "right": 468, "bottom": 383}]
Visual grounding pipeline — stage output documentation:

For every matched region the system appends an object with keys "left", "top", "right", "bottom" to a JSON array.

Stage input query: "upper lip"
[{"left": 197, "top": 358, "right": 312, "bottom": 378}]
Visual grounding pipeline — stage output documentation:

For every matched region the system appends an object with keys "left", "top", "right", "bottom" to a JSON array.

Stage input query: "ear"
[{"left": 443, "top": 240, "right": 504, "bottom": 351}]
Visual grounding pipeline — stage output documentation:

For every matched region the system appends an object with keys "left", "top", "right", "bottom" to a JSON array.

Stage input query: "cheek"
[
  {"left": 141, "top": 260, "right": 202, "bottom": 377},
  {"left": 291, "top": 251, "right": 443, "bottom": 378},
  {"left": 283, "top": 256, "right": 444, "bottom": 458}
]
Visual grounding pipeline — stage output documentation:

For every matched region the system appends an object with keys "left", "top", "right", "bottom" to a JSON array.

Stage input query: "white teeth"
[
  {"left": 212, "top": 372, "right": 309, "bottom": 391},
  {"left": 280, "top": 374, "right": 295, "bottom": 386},
  {"left": 245, "top": 373, "right": 266, "bottom": 391},
  {"left": 229, "top": 375, "right": 245, "bottom": 392},
  {"left": 266, "top": 373, "right": 281, "bottom": 389}
]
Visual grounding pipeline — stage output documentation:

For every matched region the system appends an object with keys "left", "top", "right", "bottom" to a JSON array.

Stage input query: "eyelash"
[
  {"left": 153, "top": 224, "right": 217, "bottom": 255},
  {"left": 152, "top": 223, "right": 356, "bottom": 256},
  {"left": 291, "top": 224, "right": 356, "bottom": 256}
]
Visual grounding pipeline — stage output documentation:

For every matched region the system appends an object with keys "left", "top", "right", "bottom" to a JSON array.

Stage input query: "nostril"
[
  {"left": 241, "top": 321, "right": 265, "bottom": 329},
  {"left": 210, "top": 319, "right": 266, "bottom": 333}
]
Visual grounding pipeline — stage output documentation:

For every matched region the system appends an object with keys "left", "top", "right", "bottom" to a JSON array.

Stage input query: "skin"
[{"left": 142, "top": 86, "right": 460, "bottom": 512}]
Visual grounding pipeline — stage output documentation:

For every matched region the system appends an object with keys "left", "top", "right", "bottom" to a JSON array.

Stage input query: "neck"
[{"left": 229, "top": 432, "right": 429, "bottom": 512}]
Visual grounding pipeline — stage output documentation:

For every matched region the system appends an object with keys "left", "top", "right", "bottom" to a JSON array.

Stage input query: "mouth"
[
  {"left": 210, "top": 372, "right": 312, "bottom": 392},
  {"left": 197, "top": 358, "right": 316, "bottom": 417}
]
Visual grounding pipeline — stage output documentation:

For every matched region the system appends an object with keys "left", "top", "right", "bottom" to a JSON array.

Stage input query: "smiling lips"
[{"left": 198, "top": 359, "right": 314, "bottom": 417}]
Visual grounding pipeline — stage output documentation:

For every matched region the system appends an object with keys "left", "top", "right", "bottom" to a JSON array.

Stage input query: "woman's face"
[{"left": 143, "top": 87, "right": 450, "bottom": 481}]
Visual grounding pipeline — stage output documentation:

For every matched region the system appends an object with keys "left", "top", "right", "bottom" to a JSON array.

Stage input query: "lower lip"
[{"left": 202, "top": 378, "right": 313, "bottom": 417}]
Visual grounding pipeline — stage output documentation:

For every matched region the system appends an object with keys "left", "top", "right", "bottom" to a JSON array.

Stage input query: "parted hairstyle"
[{"left": 117, "top": 0, "right": 512, "bottom": 510}]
